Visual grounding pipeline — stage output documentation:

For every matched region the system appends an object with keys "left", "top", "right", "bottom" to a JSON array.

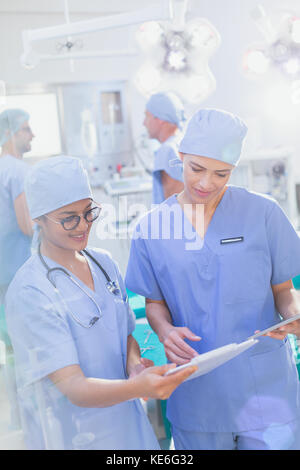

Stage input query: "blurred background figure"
[
  {"left": 143, "top": 92, "right": 186, "bottom": 204},
  {"left": 0, "top": 108, "right": 34, "bottom": 429},
  {"left": 0, "top": 108, "right": 34, "bottom": 297}
]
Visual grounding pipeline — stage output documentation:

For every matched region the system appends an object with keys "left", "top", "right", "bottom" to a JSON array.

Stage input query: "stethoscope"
[{"left": 38, "top": 244, "right": 122, "bottom": 328}]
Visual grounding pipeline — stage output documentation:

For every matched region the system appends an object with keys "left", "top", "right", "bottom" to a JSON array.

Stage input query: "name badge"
[{"left": 220, "top": 236, "right": 244, "bottom": 245}]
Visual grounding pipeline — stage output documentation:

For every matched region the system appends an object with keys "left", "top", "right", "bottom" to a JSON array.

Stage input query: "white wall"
[{"left": 0, "top": 0, "right": 300, "bottom": 183}]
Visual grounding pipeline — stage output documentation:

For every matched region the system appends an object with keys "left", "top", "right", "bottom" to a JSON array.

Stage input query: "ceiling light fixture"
[
  {"left": 134, "top": 0, "right": 221, "bottom": 103},
  {"left": 243, "top": 5, "right": 300, "bottom": 80}
]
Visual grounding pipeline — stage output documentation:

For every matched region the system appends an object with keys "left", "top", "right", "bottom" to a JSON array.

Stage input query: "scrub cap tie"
[
  {"left": 25, "top": 155, "right": 93, "bottom": 219},
  {"left": 146, "top": 92, "right": 186, "bottom": 130},
  {"left": 179, "top": 108, "right": 248, "bottom": 166},
  {"left": 0, "top": 108, "right": 30, "bottom": 146}
]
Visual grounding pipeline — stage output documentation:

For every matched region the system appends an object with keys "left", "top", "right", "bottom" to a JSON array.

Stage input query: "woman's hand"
[
  {"left": 49, "top": 362, "right": 196, "bottom": 408},
  {"left": 161, "top": 326, "right": 201, "bottom": 365},
  {"left": 126, "top": 335, "right": 154, "bottom": 381},
  {"left": 131, "top": 363, "right": 198, "bottom": 400},
  {"left": 270, "top": 282, "right": 300, "bottom": 339},
  {"left": 128, "top": 358, "right": 154, "bottom": 378},
  {"left": 145, "top": 299, "right": 201, "bottom": 365},
  {"left": 128, "top": 358, "right": 154, "bottom": 401},
  {"left": 255, "top": 317, "right": 300, "bottom": 340}
]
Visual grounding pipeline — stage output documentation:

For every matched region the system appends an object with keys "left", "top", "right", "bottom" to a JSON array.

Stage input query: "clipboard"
[
  {"left": 164, "top": 314, "right": 300, "bottom": 382},
  {"left": 164, "top": 338, "right": 258, "bottom": 382},
  {"left": 247, "top": 313, "right": 300, "bottom": 340}
]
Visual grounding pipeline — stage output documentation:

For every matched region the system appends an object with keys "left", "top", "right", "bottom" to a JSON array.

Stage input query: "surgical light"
[
  {"left": 189, "top": 23, "right": 212, "bottom": 47},
  {"left": 244, "top": 49, "right": 269, "bottom": 75},
  {"left": 165, "top": 50, "right": 187, "bottom": 71},
  {"left": 244, "top": 5, "right": 300, "bottom": 82},
  {"left": 186, "top": 18, "right": 220, "bottom": 54},
  {"left": 135, "top": 21, "right": 164, "bottom": 51},
  {"left": 134, "top": 15, "right": 221, "bottom": 103},
  {"left": 163, "top": 31, "right": 188, "bottom": 72},
  {"left": 270, "top": 40, "right": 290, "bottom": 63}
]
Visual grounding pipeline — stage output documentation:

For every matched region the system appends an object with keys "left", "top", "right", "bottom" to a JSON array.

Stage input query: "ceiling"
[{"left": 0, "top": 0, "right": 170, "bottom": 15}]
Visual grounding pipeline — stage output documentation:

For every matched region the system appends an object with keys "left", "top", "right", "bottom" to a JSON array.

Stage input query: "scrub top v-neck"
[
  {"left": 176, "top": 186, "right": 229, "bottom": 246},
  {"left": 125, "top": 185, "right": 300, "bottom": 433}
]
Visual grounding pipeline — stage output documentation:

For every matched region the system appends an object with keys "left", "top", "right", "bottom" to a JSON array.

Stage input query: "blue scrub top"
[
  {"left": 0, "top": 155, "right": 31, "bottom": 287},
  {"left": 125, "top": 186, "right": 300, "bottom": 433},
  {"left": 152, "top": 134, "right": 183, "bottom": 205},
  {"left": 5, "top": 248, "right": 159, "bottom": 450}
]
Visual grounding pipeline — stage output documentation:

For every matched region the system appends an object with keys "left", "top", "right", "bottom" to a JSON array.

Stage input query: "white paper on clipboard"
[{"left": 164, "top": 338, "right": 258, "bottom": 382}]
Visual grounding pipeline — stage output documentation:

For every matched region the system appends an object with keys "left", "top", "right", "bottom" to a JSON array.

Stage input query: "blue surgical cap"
[
  {"left": 179, "top": 108, "right": 248, "bottom": 166},
  {"left": 25, "top": 156, "right": 93, "bottom": 219},
  {"left": 146, "top": 92, "right": 186, "bottom": 129},
  {"left": 0, "top": 108, "right": 30, "bottom": 146}
]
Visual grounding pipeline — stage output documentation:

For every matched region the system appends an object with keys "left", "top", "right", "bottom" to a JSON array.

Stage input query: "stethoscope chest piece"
[{"left": 106, "top": 280, "right": 121, "bottom": 296}]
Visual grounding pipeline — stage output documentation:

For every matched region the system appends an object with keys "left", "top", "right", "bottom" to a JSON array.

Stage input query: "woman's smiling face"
[
  {"left": 36, "top": 198, "right": 95, "bottom": 252},
  {"left": 179, "top": 153, "right": 234, "bottom": 205}
]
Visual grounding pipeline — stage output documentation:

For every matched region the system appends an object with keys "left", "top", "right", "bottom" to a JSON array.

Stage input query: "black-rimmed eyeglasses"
[{"left": 45, "top": 206, "right": 101, "bottom": 231}]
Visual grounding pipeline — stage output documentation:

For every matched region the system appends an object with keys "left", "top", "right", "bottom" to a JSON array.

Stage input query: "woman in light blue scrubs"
[
  {"left": 4, "top": 155, "right": 196, "bottom": 450},
  {"left": 125, "top": 109, "right": 300, "bottom": 450}
]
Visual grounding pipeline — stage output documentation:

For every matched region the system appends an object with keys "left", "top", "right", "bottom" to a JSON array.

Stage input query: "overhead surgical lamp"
[
  {"left": 243, "top": 5, "right": 300, "bottom": 80},
  {"left": 134, "top": 0, "right": 221, "bottom": 103}
]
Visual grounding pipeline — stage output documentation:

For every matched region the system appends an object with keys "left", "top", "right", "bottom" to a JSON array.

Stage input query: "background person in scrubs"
[
  {"left": 0, "top": 108, "right": 34, "bottom": 428},
  {"left": 125, "top": 108, "right": 300, "bottom": 450},
  {"left": 0, "top": 108, "right": 34, "bottom": 300},
  {"left": 144, "top": 92, "right": 185, "bottom": 204},
  {"left": 4, "top": 155, "right": 196, "bottom": 450}
]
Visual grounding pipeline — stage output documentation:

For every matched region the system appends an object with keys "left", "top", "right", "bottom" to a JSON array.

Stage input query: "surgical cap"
[
  {"left": 0, "top": 108, "right": 30, "bottom": 146},
  {"left": 179, "top": 108, "right": 248, "bottom": 166},
  {"left": 146, "top": 92, "right": 186, "bottom": 129},
  {"left": 25, "top": 155, "right": 93, "bottom": 219}
]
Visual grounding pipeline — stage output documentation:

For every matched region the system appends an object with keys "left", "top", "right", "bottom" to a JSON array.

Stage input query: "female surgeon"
[
  {"left": 4, "top": 155, "right": 196, "bottom": 450},
  {"left": 125, "top": 108, "right": 300, "bottom": 450}
]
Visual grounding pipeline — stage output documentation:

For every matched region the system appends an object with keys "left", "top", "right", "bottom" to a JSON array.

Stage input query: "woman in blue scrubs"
[
  {"left": 4, "top": 156, "right": 196, "bottom": 450},
  {"left": 125, "top": 109, "right": 300, "bottom": 450}
]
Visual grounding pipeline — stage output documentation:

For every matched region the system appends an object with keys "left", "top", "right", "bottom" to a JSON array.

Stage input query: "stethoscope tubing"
[
  {"left": 37, "top": 244, "right": 123, "bottom": 328},
  {"left": 38, "top": 244, "right": 120, "bottom": 295}
]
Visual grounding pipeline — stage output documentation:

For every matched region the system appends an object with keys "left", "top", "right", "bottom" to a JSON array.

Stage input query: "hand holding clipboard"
[
  {"left": 248, "top": 313, "right": 300, "bottom": 340},
  {"left": 164, "top": 313, "right": 300, "bottom": 382}
]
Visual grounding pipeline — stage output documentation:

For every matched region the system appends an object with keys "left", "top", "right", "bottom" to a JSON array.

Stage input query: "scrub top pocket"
[
  {"left": 249, "top": 339, "right": 300, "bottom": 427},
  {"left": 220, "top": 249, "right": 271, "bottom": 304}
]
